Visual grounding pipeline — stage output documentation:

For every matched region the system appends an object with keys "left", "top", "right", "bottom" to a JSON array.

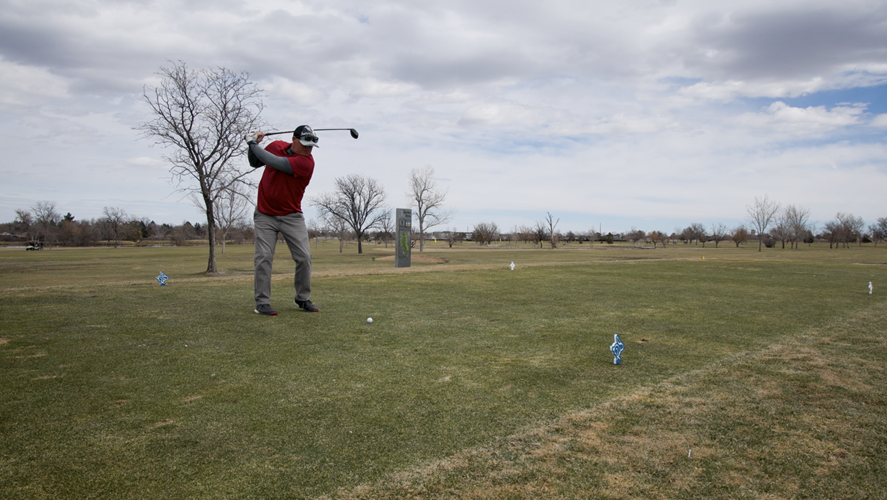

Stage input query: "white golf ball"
[{"left": 367, "top": 317, "right": 373, "bottom": 323}]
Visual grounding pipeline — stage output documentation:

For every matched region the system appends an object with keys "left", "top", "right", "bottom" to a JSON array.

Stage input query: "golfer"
[{"left": 245, "top": 126, "right": 319, "bottom": 315}]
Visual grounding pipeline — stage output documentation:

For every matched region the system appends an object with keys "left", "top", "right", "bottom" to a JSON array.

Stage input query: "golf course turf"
[{"left": 1, "top": 242, "right": 885, "bottom": 499}]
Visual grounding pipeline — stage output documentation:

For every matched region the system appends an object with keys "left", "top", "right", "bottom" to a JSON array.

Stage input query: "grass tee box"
[{"left": 1, "top": 243, "right": 886, "bottom": 499}]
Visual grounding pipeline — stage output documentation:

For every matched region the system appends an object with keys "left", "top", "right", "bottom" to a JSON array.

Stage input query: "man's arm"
[
  {"left": 247, "top": 145, "right": 264, "bottom": 168},
  {"left": 248, "top": 144, "right": 294, "bottom": 175},
  {"left": 245, "top": 132, "right": 293, "bottom": 176}
]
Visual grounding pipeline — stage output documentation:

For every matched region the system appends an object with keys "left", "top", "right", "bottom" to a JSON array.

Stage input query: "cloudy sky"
[{"left": 1, "top": 0, "right": 885, "bottom": 235}]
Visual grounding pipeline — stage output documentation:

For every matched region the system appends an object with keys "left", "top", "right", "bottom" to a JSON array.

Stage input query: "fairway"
[{"left": 2, "top": 242, "right": 886, "bottom": 499}]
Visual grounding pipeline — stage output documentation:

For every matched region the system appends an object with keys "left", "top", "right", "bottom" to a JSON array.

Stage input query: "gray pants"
[{"left": 254, "top": 210, "right": 311, "bottom": 306}]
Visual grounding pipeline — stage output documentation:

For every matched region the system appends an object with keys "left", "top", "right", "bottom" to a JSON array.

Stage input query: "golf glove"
[{"left": 245, "top": 132, "right": 259, "bottom": 145}]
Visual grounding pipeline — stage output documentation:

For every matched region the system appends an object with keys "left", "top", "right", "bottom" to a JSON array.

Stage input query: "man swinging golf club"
[{"left": 245, "top": 126, "right": 320, "bottom": 315}]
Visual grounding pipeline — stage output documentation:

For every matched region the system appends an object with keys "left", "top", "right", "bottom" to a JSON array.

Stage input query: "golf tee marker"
[{"left": 610, "top": 334, "right": 624, "bottom": 365}]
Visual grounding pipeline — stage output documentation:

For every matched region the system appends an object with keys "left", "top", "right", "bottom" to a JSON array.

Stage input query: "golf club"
[{"left": 264, "top": 128, "right": 359, "bottom": 139}]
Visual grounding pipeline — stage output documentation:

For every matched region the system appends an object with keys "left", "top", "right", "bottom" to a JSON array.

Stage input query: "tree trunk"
[{"left": 205, "top": 202, "right": 217, "bottom": 274}]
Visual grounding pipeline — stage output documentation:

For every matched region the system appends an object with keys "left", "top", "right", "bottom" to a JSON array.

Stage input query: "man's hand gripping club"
[{"left": 245, "top": 131, "right": 266, "bottom": 145}]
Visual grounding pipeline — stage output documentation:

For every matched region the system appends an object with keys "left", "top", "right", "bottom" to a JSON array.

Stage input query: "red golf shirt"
[{"left": 255, "top": 141, "right": 315, "bottom": 216}]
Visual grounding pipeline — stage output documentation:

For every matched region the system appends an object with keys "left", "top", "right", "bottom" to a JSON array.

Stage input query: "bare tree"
[
  {"left": 586, "top": 228, "right": 599, "bottom": 248},
  {"left": 407, "top": 166, "right": 453, "bottom": 252},
  {"left": 305, "top": 218, "right": 322, "bottom": 249},
  {"left": 627, "top": 227, "right": 646, "bottom": 247},
  {"left": 101, "top": 207, "right": 130, "bottom": 248},
  {"left": 207, "top": 177, "right": 253, "bottom": 254},
  {"left": 322, "top": 215, "right": 351, "bottom": 253},
  {"left": 542, "top": 212, "right": 560, "bottom": 249},
  {"left": 832, "top": 212, "right": 864, "bottom": 248},
  {"left": 783, "top": 204, "right": 812, "bottom": 249},
  {"left": 746, "top": 195, "right": 780, "bottom": 252},
  {"left": 822, "top": 220, "right": 841, "bottom": 248},
  {"left": 377, "top": 210, "right": 394, "bottom": 248},
  {"left": 769, "top": 219, "right": 791, "bottom": 249},
  {"left": 648, "top": 230, "right": 667, "bottom": 248},
  {"left": 444, "top": 227, "right": 464, "bottom": 248},
  {"left": 32, "top": 201, "right": 61, "bottom": 248},
  {"left": 688, "top": 223, "right": 707, "bottom": 247},
  {"left": 510, "top": 225, "right": 530, "bottom": 246},
  {"left": 13, "top": 209, "right": 36, "bottom": 244},
  {"left": 709, "top": 223, "right": 728, "bottom": 248},
  {"left": 730, "top": 226, "right": 750, "bottom": 248},
  {"left": 472, "top": 222, "right": 499, "bottom": 245},
  {"left": 870, "top": 217, "right": 887, "bottom": 247},
  {"left": 137, "top": 60, "right": 264, "bottom": 273},
  {"left": 313, "top": 174, "right": 388, "bottom": 254}
]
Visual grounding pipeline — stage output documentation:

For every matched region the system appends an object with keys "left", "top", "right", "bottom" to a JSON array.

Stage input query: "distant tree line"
[
  {"left": 2, "top": 199, "right": 398, "bottom": 251},
  {"left": 1, "top": 201, "right": 254, "bottom": 249},
  {"left": 5, "top": 196, "right": 885, "bottom": 254},
  {"left": 457, "top": 196, "right": 885, "bottom": 251}
]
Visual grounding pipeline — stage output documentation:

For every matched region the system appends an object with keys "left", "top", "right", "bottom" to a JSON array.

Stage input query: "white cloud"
[
  {"left": 732, "top": 101, "right": 866, "bottom": 135},
  {"left": 0, "top": 58, "right": 68, "bottom": 107},
  {"left": 678, "top": 78, "right": 832, "bottom": 101}
]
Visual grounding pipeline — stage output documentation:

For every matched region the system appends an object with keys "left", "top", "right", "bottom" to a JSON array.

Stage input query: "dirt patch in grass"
[
  {"left": 149, "top": 419, "right": 175, "bottom": 429},
  {"left": 328, "top": 304, "right": 887, "bottom": 499}
]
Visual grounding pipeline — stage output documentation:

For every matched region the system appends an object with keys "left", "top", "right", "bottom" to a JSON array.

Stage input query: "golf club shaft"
[{"left": 264, "top": 128, "right": 359, "bottom": 139}]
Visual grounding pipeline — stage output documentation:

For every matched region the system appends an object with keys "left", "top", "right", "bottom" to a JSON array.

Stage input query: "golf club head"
[{"left": 313, "top": 128, "right": 360, "bottom": 139}]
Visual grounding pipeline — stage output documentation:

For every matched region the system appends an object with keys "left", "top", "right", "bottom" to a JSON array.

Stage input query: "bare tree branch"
[
  {"left": 136, "top": 61, "right": 264, "bottom": 272},
  {"left": 312, "top": 174, "right": 388, "bottom": 254},
  {"left": 407, "top": 166, "right": 453, "bottom": 251},
  {"left": 746, "top": 195, "right": 780, "bottom": 252},
  {"left": 543, "top": 212, "right": 560, "bottom": 249}
]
